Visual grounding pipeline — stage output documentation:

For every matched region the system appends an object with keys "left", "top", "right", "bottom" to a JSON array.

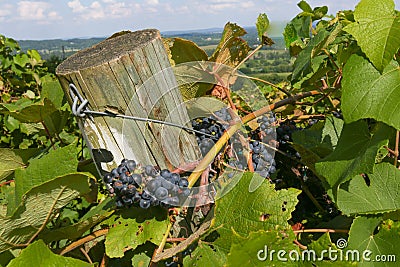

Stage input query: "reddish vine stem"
[
  {"left": 0, "top": 180, "right": 14, "bottom": 187},
  {"left": 41, "top": 121, "right": 56, "bottom": 150},
  {"left": 100, "top": 254, "right": 108, "bottom": 267},
  {"left": 167, "top": 238, "right": 187, "bottom": 242},
  {"left": 241, "top": 90, "right": 320, "bottom": 123},
  {"left": 294, "top": 239, "right": 307, "bottom": 250},
  {"left": 213, "top": 73, "right": 236, "bottom": 111}
]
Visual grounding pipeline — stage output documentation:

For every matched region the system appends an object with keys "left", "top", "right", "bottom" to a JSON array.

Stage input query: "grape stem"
[
  {"left": 59, "top": 228, "right": 109, "bottom": 255},
  {"left": 80, "top": 247, "right": 93, "bottom": 264},
  {"left": 41, "top": 121, "right": 56, "bottom": 150},
  {"left": 292, "top": 167, "right": 325, "bottom": 213},
  {"left": 187, "top": 90, "right": 320, "bottom": 187},
  {"left": 150, "top": 213, "right": 175, "bottom": 265},
  {"left": 236, "top": 73, "right": 292, "bottom": 97},
  {"left": 152, "top": 220, "right": 212, "bottom": 262},
  {"left": 293, "top": 228, "right": 349, "bottom": 234},
  {"left": 232, "top": 44, "right": 263, "bottom": 74}
]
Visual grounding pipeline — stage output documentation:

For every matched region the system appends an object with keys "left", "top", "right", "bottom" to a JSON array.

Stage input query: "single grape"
[
  {"left": 179, "top": 178, "right": 189, "bottom": 188},
  {"left": 117, "top": 165, "right": 128, "bottom": 175},
  {"left": 155, "top": 187, "right": 168, "bottom": 200},
  {"left": 144, "top": 165, "right": 157, "bottom": 177},
  {"left": 111, "top": 168, "right": 119, "bottom": 178},
  {"left": 170, "top": 173, "right": 180, "bottom": 184},
  {"left": 139, "top": 199, "right": 151, "bottom": 209},
  {"left": 160, "top": 169, "right": 171, "bottom": 178},
  {"left": 180, "top": 188, "right": 190, "bottom": 197},
  {"left": 131, "top": 174, "right": 142, "bottom": 185},
  {"left": 126, "top": 159, "right": 137, "bottom": 171},
  {"left": 146, "top": 178, "right": 162, "bottom": 193},
  {"left": 161, "top": 178, "right": 174, "bottom": 190},
  {"left": 141, "top": 191, "right": 152, "bottom": 200},
  {"left": 103, "top": 173, "right": 113, "bottom": 183},
  {"left": 119, "top": 173, "right": 129, "bottom": 183}
]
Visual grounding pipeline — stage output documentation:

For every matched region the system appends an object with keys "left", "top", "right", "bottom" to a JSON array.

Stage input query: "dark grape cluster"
[
  {"left": 103, "top": 160, "right": 190, "bottom": 209},
  {"left": 191, "top": 108, "right": 232, "bottom": 156},
  {"left": 276, "top": 120, "right": 300, "bottom": 145},
  {"left": 190, "top": 110, "right": 277, "bottom": 181},
  {"left": 250, "top": 114, "right": 277, "bottom": 177},
  {"left": 250, "top": 140, "right": 276, "bottom": 177}
]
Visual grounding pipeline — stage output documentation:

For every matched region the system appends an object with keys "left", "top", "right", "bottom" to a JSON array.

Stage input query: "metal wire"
[{"left": 68, "top": 83, "right": 218, "bottom": 139}]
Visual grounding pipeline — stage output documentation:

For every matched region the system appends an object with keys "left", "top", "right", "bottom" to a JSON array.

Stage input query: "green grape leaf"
[
  {"left": 292, "top": 116, "right": 344, "bottom": 174},
  {"left": 283, "top": 23, "right": 298, "bottom": 48},
  {"left": 212, "top": 172, "right": 301, "bottom": 251},
  {"left": 337, "top": 163, "right": 400, "bottom": 214},
  {"left": 256, "top": 13, "right": 273, "bottom": 46},
  {"left": 163, "top": 37, "right": 208, "bottom": 66},
  {"left": 291, "top": 29, "right": 330, "bottom": 82},
  {"left": 343, "top": 0, "right": 400, "bottom": 71},
  {"left": 42, "top": 110, "right": 70, "bottom": 136},
  {"left": 4, "top": 115, "right": 20, "bottom": 132},
  {"left": 312, "top": 6, "right": 328, "bottom": 20},
  {"left": 291, "top": 15, "right": 312, "bottom": 39},
  {"left": 315, "top": 121, "right": 392, "bottom": 190},
  {"left": 183, "top": 241, "right": 226, "bottom": 266},
  {"left": 209, "top": 22, "right": 250, "bottom": 67},
  {"left": 173, "top": 62, "right": 215, "bottom": 100},
  {"left": 0, "top": 173, "right": 91, "bottom": 252},
  {"left": 7, "top": 240, "right": 91, "bottom": 267},
  {"left": 40, "top": 74, "right": 65, "bottom": 109},
  {"left": 104, "top": 206, "right": 169, "bottom": 258},
  {"left": 185, "top": 97, "right": 226, "bottom": 118},
  {"left": 0, "top": 148, "right": 40, "bottom": 181},
  {"left": 0, "top": 250, "right": 14, "bottom": 267},
  {"left": 341, "top": 55, "right": 400, "bottom": 130},
  {"left": 13, "top": 53, "right": 30, "bottom": 67},
  {"left": 226, "top": 230, "right": 298, "bottom": 266},
  {"left": 130, "top": 242, "right": 156, "bottom": 267},
  {"left": 298, "top": 0, "right": 313, "bottom": 13},
  {"left": 0, "top": 98, "right": 58, "bottom": 123},
  {"left": 9, "top": 143, "right": 78, "bottom": 215},
  {"left": 347, "top": 217, "right": 400, "bottom": 266},
  {"left": 27, "top": 49, "right": 41, "bottom": 62},
  {"left": 39, "top": 198, "right": 114, "bottom": 243}
]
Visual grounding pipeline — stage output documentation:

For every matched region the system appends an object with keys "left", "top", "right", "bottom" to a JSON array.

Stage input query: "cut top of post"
[{"left": 56, "top": 29, "right": 160, "bottom": 74}]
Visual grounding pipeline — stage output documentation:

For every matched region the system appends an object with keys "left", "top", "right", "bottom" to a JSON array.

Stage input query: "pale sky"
[{"left": 0, "top": 0, "right": 399, "bottom": 40}]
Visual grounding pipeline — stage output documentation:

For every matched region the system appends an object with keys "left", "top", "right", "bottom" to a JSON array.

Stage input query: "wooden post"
[{"left": 56, "top": 29, "right": 200, "bottom": 173}]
